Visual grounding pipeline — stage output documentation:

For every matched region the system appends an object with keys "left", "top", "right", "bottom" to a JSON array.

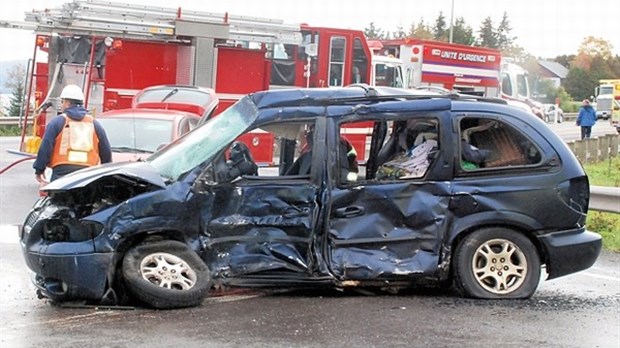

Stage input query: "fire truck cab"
[{"left": 499, "top": 61, "right": 545, "bottom": 120}]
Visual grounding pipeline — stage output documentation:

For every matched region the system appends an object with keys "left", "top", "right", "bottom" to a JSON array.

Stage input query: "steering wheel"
[{"left": 229, "top": 141, "right": 258, "bottom": 176}]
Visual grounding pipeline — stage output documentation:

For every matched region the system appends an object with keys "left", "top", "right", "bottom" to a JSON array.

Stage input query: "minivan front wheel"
[
  {"left": 122, "top": 240, "right": 211, "bottom": 309},
  {"left": 453, "top": 228, "right": 540, "bottom": 299}
]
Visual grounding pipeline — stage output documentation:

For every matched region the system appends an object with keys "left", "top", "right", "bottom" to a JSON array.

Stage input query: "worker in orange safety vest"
[{"left": 33, "top": 84, "right": 112, "bottom": 183}]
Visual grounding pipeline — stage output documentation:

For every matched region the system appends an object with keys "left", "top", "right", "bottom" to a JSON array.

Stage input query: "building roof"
[{"left": 538, "top": 60, "right": 569, "bottom": 79}]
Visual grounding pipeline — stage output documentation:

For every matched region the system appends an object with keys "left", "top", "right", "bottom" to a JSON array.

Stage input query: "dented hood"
[{"left": 41, "top": 161, "right": 166, "bottom": 191}]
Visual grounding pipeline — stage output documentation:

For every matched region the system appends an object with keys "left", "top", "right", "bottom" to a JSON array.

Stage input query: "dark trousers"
[
  {"left": 580, "top": 126, "right": 592, "bottom": 139},
  {"left": 51, "top": 164, "right": 89, "bottom": 181}
]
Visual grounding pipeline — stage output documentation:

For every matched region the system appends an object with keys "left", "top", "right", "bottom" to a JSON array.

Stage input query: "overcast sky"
[{"left": 0, "top": 0, "right": 619, "bottom": 63}]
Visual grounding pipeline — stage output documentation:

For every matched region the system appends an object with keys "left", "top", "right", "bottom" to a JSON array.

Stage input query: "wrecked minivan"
[{"left": 20, "top": 86, "right": 602, "bottom": 309}]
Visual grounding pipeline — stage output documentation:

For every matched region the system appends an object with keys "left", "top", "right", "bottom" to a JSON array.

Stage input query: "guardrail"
[
  {"left": 590, "top": 186, "right": 620, "bottom": 213},
  {"left": 0, "top": 117, "right": 31, "bottom": 125},
  {"left": 564, "top": 112, "right": 577, "bottom": 121}
]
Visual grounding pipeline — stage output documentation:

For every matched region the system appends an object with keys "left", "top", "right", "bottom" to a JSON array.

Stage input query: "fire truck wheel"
[
  {"left": 453, "top": 227, "right": 540, "bottom": 299},
  {"left": 122, "top": 240, "right": 211, "bottom": 309}
]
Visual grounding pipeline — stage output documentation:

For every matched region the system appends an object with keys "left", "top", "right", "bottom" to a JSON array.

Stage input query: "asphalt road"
[
  {"left": 1, "top": 125, "right": 619, "bottom": 347},
  {"left": 0, "top": 240, "right": 618, "bottom": 348}
]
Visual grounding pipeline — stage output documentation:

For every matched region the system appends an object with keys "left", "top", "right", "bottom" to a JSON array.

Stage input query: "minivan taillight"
[{"left": 556, "top": 176, "right": 589, "bottom": 214}]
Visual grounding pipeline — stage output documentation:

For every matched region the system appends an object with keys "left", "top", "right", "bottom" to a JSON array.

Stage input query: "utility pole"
[{"left": 449, "top": 0, "right": 455, "bottom": 43}]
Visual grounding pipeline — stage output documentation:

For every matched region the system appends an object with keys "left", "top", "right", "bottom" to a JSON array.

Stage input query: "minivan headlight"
[{"left": 41, "top": 219, "right": 104, "bottom": 242}]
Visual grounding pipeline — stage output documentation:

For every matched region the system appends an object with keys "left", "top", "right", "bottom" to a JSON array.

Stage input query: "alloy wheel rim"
[
  {"left": 471, "top": 238, "right": 527, "bottom": 294},
  {"left": 139, "top": 252, "right": 197, "bottom": 290}
]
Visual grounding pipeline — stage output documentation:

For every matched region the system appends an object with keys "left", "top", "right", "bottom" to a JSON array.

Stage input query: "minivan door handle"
[{"left": 333, "top": 206, "right": 365, "bottom": 218}]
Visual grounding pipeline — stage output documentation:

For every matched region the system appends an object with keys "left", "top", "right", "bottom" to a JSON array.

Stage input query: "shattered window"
[
  {"left": 148, "top": 97, "right": 258, "bottom": 181},
  {"left": 340, "top": 118, "right": 439, "bottom": 183},
  {"left": 219, "top": 121, "right": 316, "bottom": 179},
  {"left": 458, "top": 117, "right": 542, "bottom": 171},
  {"left": 263, "top": 122, "right": 315, "bottom": 177},
  {"left": 276, "top": 122, "right": 315, "bottom": 177},
  {"left": 338, "top": 121, "right": 370, "bottom": 182}
]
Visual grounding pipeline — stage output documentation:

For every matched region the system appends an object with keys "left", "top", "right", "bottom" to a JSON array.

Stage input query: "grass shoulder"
[
  {"left": 0, "top": 125, "right": 24, "bottom": 136},
  {"left": 583, "top": 157, "right": 620, "bottom": 252}
]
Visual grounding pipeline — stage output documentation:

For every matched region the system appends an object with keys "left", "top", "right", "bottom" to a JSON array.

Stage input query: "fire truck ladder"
[
  {"left": 3, "top": 0, "right": 302, "bottom": 44},
  {"left": 1, "top": 0, "right": 304, "bottom": 153}
]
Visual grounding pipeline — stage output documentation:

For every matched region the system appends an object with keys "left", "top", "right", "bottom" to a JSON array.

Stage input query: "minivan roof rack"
[{"left": 332, "top": 85, "right": 508, "bottom": 105}]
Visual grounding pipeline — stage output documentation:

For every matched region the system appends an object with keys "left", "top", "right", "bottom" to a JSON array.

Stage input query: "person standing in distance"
[
  {"left": 576, "top": 99, "right": 597, "bottom": 140},
  {"left": 33, "top": 84, "right": 112, "bottom": 183}
]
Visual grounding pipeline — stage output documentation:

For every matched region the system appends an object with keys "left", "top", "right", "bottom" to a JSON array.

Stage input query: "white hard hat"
[{"left": 60, "top": 84, "right": 85, "bottom": 102}]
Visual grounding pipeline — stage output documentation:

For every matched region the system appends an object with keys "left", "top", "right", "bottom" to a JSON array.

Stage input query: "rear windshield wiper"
[{"left": 160, "top": 88, "right": 179, "bottom": 102}]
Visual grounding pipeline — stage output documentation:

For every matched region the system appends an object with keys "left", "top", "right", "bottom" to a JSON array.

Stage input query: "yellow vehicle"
[{"left": 594, "top": 79, "right": 620, "bottom": 133}]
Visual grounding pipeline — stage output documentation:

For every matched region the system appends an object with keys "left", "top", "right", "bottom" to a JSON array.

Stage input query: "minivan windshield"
[{"left": 147, "top": 97, "right": 258, "bottom": 181}]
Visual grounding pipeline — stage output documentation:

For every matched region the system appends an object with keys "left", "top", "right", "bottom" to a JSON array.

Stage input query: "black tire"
[
  {"left": 122, "top": 240, "right": 211, "bottom": 309},
  {"left": 453, "top": 228, "right": 540, "bottom": 299}
]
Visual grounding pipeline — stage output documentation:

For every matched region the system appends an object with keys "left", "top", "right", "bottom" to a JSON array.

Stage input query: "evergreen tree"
[
  {"left": 364, "top": 22, "right": 386, "bottom": 40},
  {"left": 407, "top": 22, "right": 417, "bottom": 38},
  {"left": 3, "top": 64, "right": 26, "bottom": 117},
  {"left": 7, "top": 84, "right": 25, "bottom": 117},
  {"left": 433, "top": 12, "right": 448, "bottom": 41},
  {"left": 451, "top": 17, "right": 475, "bottom": 45},
  {"left": 408, "top": 19, "right": 433, "bottom": 40},
  {"left": 496, "top": 12, "right": 515, "bottom": 51},
  {"left": 477, "top": 17, "right": 498, "bottom": 48},
  {"left": 392, "top": 25, "right": 407, "bottom": 39}
]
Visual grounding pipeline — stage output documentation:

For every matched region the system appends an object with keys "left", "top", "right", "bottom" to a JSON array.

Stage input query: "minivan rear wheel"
[
  {"left": 122, "top": 240, "right": 211, "bottom": 309},
  {"left": 453, "top": 228, "right": 540, "bottom": 299}
]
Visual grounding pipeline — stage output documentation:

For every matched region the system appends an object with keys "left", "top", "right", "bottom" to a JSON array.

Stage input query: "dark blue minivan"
[{"left": 20, "top": 86, "right": 601, "bottom": 308}]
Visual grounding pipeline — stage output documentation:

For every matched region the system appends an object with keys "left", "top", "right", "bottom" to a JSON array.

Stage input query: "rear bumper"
[{"left": 537, "top": 227, "right": 602, "bottom": 279}]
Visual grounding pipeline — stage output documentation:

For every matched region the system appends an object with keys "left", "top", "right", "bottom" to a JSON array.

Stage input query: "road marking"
[
  {"left": 0, "top": 225, "right": 19, "bottom": 244},
  {"left": 204, "top": 294, "right": 266, "bottom": 303},
  {"left": 579, "top": 271, "right": 620, "bottom": 282}
]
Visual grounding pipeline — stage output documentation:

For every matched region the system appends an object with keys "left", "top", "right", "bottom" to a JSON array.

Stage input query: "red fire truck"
[
  {"left": 378, "top": 39, "right": 502, "bottom": 97},
  {"left": 5, "top": 0, "right": 377, "bottom": 164},
  {"left": 375, "top": 39, "right": 545, "bottom": 119}
]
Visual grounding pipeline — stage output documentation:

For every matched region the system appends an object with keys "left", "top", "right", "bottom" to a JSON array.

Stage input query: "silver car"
[{"left": 543, "top": 104, "right": 564, "bottom": 123}]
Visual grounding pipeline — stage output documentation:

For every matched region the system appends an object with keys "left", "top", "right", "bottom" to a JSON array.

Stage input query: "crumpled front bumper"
[
  {"left": 20, "top": 204, "right": 114, "bottom": 303},
  {"left": 24, "top": 249, "right": 114, "bottom": 303}
]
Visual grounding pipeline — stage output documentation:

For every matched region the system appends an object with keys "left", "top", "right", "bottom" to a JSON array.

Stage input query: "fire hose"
[{"left": 0, "top": 156, "right": 36, "bottom": 175}]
